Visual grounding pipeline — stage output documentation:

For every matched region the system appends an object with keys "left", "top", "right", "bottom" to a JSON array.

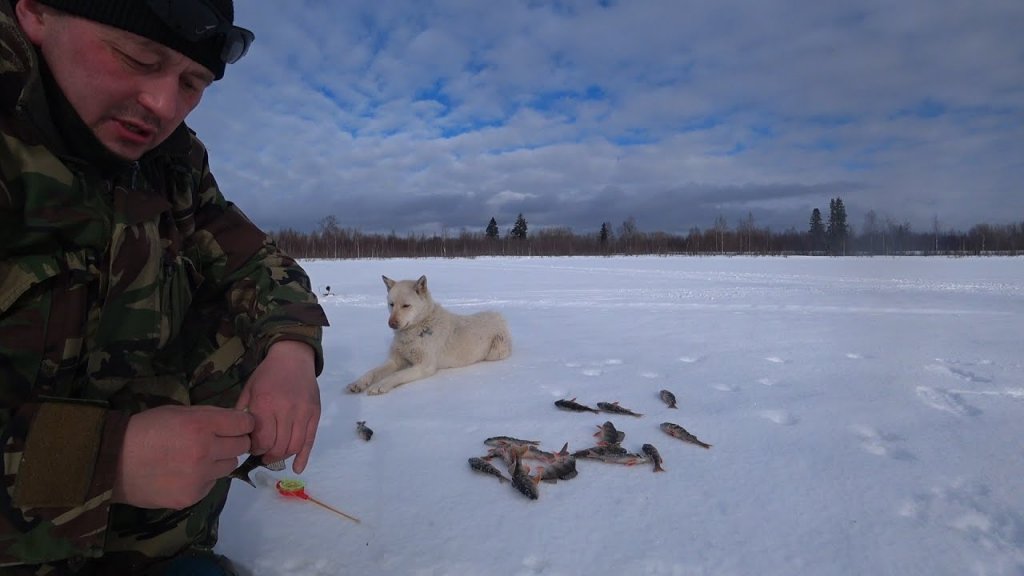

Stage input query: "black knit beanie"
[{"left": 36, "top": 0, "right": 235, "bottom": 79}]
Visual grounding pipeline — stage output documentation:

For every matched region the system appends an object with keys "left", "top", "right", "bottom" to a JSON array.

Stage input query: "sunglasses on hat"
[{"left": 146, "top": 0, "right": 254, "bottom": 64}]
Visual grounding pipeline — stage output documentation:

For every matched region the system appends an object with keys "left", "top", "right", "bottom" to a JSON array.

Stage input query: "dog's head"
[{"left": 382, "top": 275, "right": 431, "bottom": 330}]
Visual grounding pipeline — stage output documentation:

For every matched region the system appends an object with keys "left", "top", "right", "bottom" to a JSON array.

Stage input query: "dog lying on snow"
[{"left": 346, "top": 275, "right": 512, "bottom": 395}]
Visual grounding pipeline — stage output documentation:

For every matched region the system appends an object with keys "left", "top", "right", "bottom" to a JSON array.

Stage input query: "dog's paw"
[
  {"left": 365, "top": 382, "right": 394, "bottom": 395},
  {"left": 346, "top": 380, "right": 369, "bottom": 393}
]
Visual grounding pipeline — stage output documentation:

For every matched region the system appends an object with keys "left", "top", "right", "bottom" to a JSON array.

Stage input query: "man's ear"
[{"left": 15, "top": 0, "right": 50, "bottom": 45}]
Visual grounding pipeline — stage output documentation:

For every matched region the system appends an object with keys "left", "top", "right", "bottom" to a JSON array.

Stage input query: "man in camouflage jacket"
[{"left": 0, "top": 0, "right": 329, "bottom": 573}]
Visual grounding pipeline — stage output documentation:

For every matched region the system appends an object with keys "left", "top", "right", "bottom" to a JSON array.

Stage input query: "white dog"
[{"left": 346, "top": 275, "right": 512, "bottom": 395}]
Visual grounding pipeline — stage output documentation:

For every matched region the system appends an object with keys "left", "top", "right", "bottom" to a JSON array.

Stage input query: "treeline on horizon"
[{"left": 270, "top": 197, "right": 1024, "bottom": 259}]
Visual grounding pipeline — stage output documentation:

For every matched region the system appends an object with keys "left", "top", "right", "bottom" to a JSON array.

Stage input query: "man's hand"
[
  {"left": 113, "top": 405, "right": 254, "bottom": 509},
  {"left": 235, "top": 340, "right": 320, "bottom": 474}
]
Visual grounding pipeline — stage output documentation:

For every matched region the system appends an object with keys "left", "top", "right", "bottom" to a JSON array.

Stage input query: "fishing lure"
[{"left": 275, "top": 478, "right": 361, "bottom": 523}]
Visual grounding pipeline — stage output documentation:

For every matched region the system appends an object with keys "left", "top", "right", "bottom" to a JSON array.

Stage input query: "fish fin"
[{"left": 264, "top": 457, "right": 288, "bottom": 471}]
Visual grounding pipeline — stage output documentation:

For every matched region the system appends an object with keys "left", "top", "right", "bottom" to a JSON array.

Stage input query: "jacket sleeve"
[{"left": 182, "top": 136, "right": 329, "bottom": 375}]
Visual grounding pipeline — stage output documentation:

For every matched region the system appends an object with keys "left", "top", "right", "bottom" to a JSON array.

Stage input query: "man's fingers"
[
  {"left": 293, "top": 416, "right": 319, "bottom": 474},
  {"left": 266, "top": 421, "right": 293, "bottom": 462},
  {"left": 250, "top": 413, "right": 277, "bottom": 456},
  {"left": 233, "top": 386, "right": 251, "bottom": 411},
  {"left": 210, "top": 407, "right": 255, "bottom": 437},
  {"left": 285, "top": 417, "right": 308, "bottom": 467},
  {"left": 211, "top": 434, "right": 252, "bottom": 461},
  {"left": 213, "top": 457, "right": 243, "bottom": 480}
]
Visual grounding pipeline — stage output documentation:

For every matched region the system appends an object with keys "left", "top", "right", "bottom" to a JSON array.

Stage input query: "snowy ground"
[{"left": 217, "top": 256, "right": 1024, "bottom": 576}]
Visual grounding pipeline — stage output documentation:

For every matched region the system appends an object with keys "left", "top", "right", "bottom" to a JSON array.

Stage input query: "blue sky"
[{"left": 188, "top": 0, "right": 1024, "bottom": 236}]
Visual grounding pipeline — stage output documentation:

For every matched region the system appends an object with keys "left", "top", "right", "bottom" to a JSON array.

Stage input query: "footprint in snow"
[
  {"left": 851, "top": 425, "right": 915, "bottom": 461},
  {"left": 759, "top": 410, "right": 798, "bottom": 426},
  {"left": 899, "top": 479, "right": 1024, "bottom": 574},
  {"left": 520, "top": 555, "right": 550, "bottom": 574},
  {"left": 915, "top": 386, "right": 980, "bottom": 417},
  {"left": 264, "top": 557, "right": 336, "bottom": 576},
  {"left": 926, "top": 358, "right": 994, "bottom": 384}
]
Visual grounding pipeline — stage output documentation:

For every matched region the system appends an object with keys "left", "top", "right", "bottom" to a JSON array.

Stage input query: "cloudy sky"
[{"left": 188, "top": 0, "right": 1023, "bottom": 236}]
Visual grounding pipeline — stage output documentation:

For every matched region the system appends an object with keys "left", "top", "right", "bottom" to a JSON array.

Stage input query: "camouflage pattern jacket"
[{"left": 0, "top": 3, "right": 327, "bottom": 570}]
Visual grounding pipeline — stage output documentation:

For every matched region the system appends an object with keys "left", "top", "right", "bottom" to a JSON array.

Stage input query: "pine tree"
[
  {"left": 510, "top": 213, "right": 528, "bottom": 240},
  {"left": 485, "top": 217, "right": 499, "bottom": 239},
  {"left": 808, "top": 208, "right": 825, "bottom": 253},
  {"left": 826, "top": 197, "right": 849, "bottom": 255},
  {"left": 599, "top": 222, "right": 611, "bottom": 245}
]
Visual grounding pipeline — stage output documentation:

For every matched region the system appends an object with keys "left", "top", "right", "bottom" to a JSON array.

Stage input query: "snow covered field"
[{"left": 217, "top": 256, "right": 1024, "bottom": 576}]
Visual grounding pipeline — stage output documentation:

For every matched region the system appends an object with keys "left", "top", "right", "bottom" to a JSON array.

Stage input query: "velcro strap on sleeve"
[{"left": 13, "top": 401, "right": 107, "bottom": 508}]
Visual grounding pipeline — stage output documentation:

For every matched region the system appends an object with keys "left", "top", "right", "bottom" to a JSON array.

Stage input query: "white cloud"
[{"left": 187, "top": 0, "right": 1024, "bottom": 234}]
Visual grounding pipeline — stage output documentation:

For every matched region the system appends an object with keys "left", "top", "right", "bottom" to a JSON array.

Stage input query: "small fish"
[
  {"left": 356, "top": 421, "right": 373, "bottom": 441},
  {"left": 509, "top": 447, "right": 540, "bottom": 500},
  {"left": 596, "top": 401, "right": 643, "bottom": 417},
  {"left": 484, "top": 444, "right": 517, "bottom": 468},
  {"left": 468, "top": 457, "right": 510, "bottom": 484},
  {"left": 594, "top": 421, "right": 625, "bottom": 446},
  {"left": 228, "top": 454, "right": 286, "bottom": 487},
  {"left": 536, "top": 443, "right": 578, "bottom": 483},
  {"left": 574, "top": 445, "right": 645, "bottom": 466},
  {"left": 554, "top": 397, "right": 600, "bottom": 414},
  {"left": 572, "top": 444, "right": 628, "bottom": 459},
  {"left": 484, "top": 435, "right": 541, "bottom": 447},
  {"left": 659, "top": 389, "right": 678, "bottom": 409},
  {"left": 522, "top": 445, "right": 558, "bottom": 462},
  {"left": 660, "top": 422, "right": 712, "bottom": 449},
  {"left": 641, "top": 443, "right": 665, "bottom": 472}
]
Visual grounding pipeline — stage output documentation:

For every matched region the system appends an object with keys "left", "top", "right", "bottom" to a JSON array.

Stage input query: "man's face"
[{"left": 19, "top": 3, "right": 215, "bottom": 160}]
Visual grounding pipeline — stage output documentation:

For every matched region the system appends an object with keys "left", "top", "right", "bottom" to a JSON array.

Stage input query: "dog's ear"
[
  {"left": 415, "top": 275, "right": 428, "bottom": 295},
  {"left": 382, "top": 276, "right": 395, "bottom": 290}
]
